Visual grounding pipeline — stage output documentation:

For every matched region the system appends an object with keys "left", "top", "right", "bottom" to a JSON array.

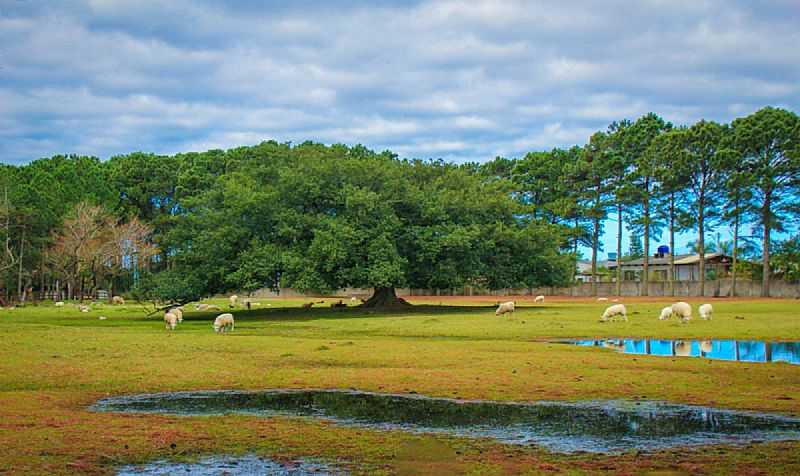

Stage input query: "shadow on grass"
[{"left": 184, "top": 303, "right": 565, "bottom": 323}]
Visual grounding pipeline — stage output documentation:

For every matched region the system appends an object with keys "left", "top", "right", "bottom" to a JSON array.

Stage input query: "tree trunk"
[
  {"left": 698, "top": 195, "right": 705, "bottom": 297},
  {"left": 669, "top": 194, "right": 675, "bottom": 297},
  {"left": 40, "top": 254, "right": 45, "bottom": 301},
  {"left": 642, "top": 191, "right": 649, "bottom": 297},
  {"left": 762, "top": 195, "right": 771, "bottom": 297},
  {"left": 361, "top": 286, "right": 411, "bottom": 308},
  {"left": 616, "top": 203, "right": 622, "bottom": 296},
  {"left": 17, "top": 229, "right": 24, "bottom": 301},
  {"left": 731, "top": 209, "right": 739, "bottom": 298},
  {"left": 591, "top": 216, "right": 600, "bottom": 296}
]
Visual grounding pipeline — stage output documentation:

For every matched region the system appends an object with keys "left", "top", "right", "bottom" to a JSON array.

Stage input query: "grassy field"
[{"left": 1, "top": 296, "right": 799, "bottom": 475}]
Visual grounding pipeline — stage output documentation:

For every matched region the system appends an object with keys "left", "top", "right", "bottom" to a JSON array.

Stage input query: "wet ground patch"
[
  {"left": 116, "top": 454, "right": 343, "bottom": 475},
  {"left": 567, "top": 338, "right": 800, "bottom": 364},
  {"left": 92, "top": 389, "right": 800, "bottom": 453}
]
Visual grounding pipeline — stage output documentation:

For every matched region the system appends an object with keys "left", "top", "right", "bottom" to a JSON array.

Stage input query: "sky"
[{"left": 1, "top": 0, "right": 798, "bottom": 257}]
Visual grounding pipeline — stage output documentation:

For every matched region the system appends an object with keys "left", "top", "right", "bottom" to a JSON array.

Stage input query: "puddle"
[
  {"left": 116, "top": 455, "right": 342, "bottom": 475},
  {"left": 568, "top": 339, "right": 800, "bottom": 365},
  {"left": 91, "top": 390, "right": 800, "bottom": 453}
]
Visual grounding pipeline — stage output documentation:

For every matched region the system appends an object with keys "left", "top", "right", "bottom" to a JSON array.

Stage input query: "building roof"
[{"left": 607, "top": 252, "right": 730, "bottom": 268}]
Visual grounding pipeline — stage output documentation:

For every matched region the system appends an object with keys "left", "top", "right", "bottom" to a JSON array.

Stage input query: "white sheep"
[
  {"left": 213, "top": 313, "right": 235, "bottom": 333},
  {"left": 164, "top": 312, "right": 178, "bottom": 330},
  {"left": 350, "top": 297, "right": 357, "bottom": 302},
  {"left": 534, "top": 295, "right": 545, "bottom": 303},
  {"left": 170, "top": 307, "right": 183, "bottom": 323},
  {"left": 98, "top": 316, "right": 107, "bottom": 320},
  {"left": 671, "top": 301, "right": 692, "bottom": 323},
  {"left": 195, "top": 303, "right": 209, "bottom": 311},
  {"left": 55, "top": 301, "right": 65, "bottom": 307},
  {"left": 207, "top": 304, "right": 222, "bottom": 311},
  {"left": 79, "top": 304, "right": 90, "bottom": 313},
  {"left": 699, "top": 303, "right": 713, "bottom": 320},
  {"left": 601, "top": 304, "right": 627, "bottom": 322},
  {"left": 658, "top": 306, "right": 673, "bottom": 321},
  {"left": 111, "top": 296, "right": 125, "bottom": 305},
  {"left": 597, "top": 297, "right": 608, "bottom": 302},
  {"left": 495, "top": 301, "right": 515, "bottom": 316},
  {"left": 229, "top": 295, "right": 238, "bottom": 307}
]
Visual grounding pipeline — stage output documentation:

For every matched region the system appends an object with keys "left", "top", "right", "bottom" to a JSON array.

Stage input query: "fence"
[{"left": 253, "top": 279, "right": 800, "bottom": 299}]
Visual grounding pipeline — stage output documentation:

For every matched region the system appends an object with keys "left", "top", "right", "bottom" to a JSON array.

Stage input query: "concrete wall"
[{"left": 253, "top": 279, "right": 800, "bottom": 299}]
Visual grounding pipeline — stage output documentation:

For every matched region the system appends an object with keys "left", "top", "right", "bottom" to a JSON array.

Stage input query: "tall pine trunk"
[
  {"left": 616, "top": 203, "right": 622, "bottom": 296},
  {"left": 642, "top": 190, "right": 650, "bottom": 297},
  {"left": 669, "top": 193, "right": 675, "bottom": 296},
  {"left": 591, "top": 216, "right": 600, "bottom": 296},
  {"left": 761, "top": 193, "right": 771, "bottom": 297},
  {"left": 731, "top": 210, "right": 739, "bottom": 297},
  {"left": 698, "top": 194, "right": 705, "bottom": 297}
]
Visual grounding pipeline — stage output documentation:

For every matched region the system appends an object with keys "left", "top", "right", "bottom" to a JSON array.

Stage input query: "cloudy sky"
[{"left": 1, "top": 0, "right": 798, "bottom": 254}]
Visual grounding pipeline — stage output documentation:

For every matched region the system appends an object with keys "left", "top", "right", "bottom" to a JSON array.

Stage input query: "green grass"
[{"left": 1, "top": 297, "right": 799, "bottom": 474}]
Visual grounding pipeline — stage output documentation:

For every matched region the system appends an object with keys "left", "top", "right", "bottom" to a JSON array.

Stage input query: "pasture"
[{"left": 1, "top": 296, "right": 799, "bottom": 475}]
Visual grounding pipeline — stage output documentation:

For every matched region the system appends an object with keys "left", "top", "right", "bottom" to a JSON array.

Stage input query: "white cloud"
[{"left": 0, "top": 0, "right": 798, "bottom": 165}]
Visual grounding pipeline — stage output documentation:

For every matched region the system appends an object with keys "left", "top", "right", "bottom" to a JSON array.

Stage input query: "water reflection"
[
  {"left": 116, "top": 455, "right": 342, "bottom": 476},
  {"left": 91, "top": 390, "right": 800, "bottom": 454},
  {"left": 571, "top": 339, "right": 800, "bottom": 365}
]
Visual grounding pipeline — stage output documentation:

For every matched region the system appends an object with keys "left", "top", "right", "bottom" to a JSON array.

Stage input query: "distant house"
[
  {"left": 575, "top": 259, "right": 611, "bottom": 282},
  {"left": 606, "top": 252, "right": 734, "bottom": 282}
]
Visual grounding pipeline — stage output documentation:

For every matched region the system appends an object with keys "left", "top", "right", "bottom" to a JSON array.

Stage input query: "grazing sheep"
[
  {"left": 671, "top": 301, "right": 692, "bottom": 323},
  {"left": 699, "top": 303, "right": 713, "bottom": 320},
  {"left": 495, "top": 301, "right": 515, "bottom": 316},
  {"left": 79, "top": 304, "right": 90, "bottom": 313},
  {"left": 600, "top": 304, "right": 627, "bottom": 322},
  {"left": 55, "top": 301, "right": 65, "bottom": 307},
  {"left": 213, "top": 313, "right": 235, "bottom": 333},
  {"left": 195, "top": 303, "right": 209, "bottom": 311},
  {"left": 534, "top": 295, "right": 545, "bottom": 303},
  {"left": 229, "top": 295, "right": 238, "bottom": 308},
  {"left": 350, "top": 297, "right": 357, "bottom": 302},
  {"left": 700, "top": 340, "right": 713, "bottom": 353},
  {"left": 207, "top": 305, "right": 222, "bottom": 311},
  {"left": 170, "top": 307, "right": 183, "bottom": 323},
  {"left": 98, "top": 316, "right": 107, "bottom": 320},
  {"left": 658, "top": 306, "right": 673, "bottom": 321},
  {"left": 597, "top": 297, "right": 609, "bottom": 302},
  {"left": 164, "top": 312, "right": 178, "bottom": 330},
  {"left": 111, "top": 296, "right": 125, "bottom": 305}
]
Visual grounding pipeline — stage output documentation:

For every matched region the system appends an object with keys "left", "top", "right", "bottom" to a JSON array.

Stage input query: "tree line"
[
  {"left": 483, "top": 106, "right": 800, "bottom": 297},
  {"left": 0, "top": 106, "right": 798, "bottom": 306}
]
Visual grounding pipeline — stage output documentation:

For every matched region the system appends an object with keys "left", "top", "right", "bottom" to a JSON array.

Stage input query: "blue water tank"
[{"left": 657, "top": 245, "right": 670, "bottom": 255}]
